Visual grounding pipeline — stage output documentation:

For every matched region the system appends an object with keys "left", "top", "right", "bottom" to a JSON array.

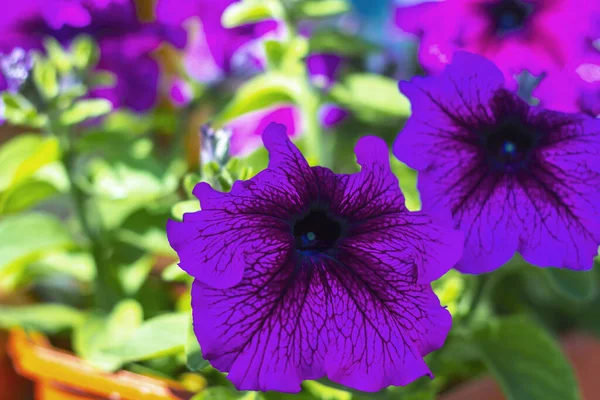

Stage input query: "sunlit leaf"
[
  {"left": 104, "top": 312, "right": 188, "bottom": 362},
  {"left": 294, "top": 0, "right": 349, "bottom": 18},
  {"left": 0, "top": 304, "right": 83, "bottom": 333},
  {"left": 0, "top": 213, "right": 73, "bottom": 289},
  {"left": 0, "top": 135, "right": 59, "bottom": 191},
  {"left": 221, "top": 0, "right": 283, "bottom": 28},
  {"left": 32, "top": 58, "right": 59, "bottom": 99},
  {"left": 0, "top": 179, "right": 59, "bottom": 214},
  {"left": 60, "top": 99, "right": 112, "bottom": 125},
  {"left": 70, "top": 35, "right": 98, "bottom": 70},
  {"left": 213, "top": 73, "right": 301, "bottom": 125}
]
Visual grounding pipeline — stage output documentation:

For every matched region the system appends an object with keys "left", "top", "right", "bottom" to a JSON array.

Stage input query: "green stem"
[
  {"left": 462, "top": 274, "right": 491, "bottom": 326},
  {"left": 53, "top": 121, "right": 123, "bottom": 312}
]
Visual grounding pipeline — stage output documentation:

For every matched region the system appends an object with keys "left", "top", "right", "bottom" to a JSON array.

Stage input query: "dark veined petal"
[
  {"left": 333, "top": 136, "right": 463, "bottom": 283},
  {"left": 167, "top": 123, "right": 316, "bottom": 288},
  {"left": 395, "top": 52, "right": 600, "bottom": 273},
  {"left": 192, "top": 251, "right": 451, "bottom": 392},
  {"left": 191, "top": 132, "right": 461, "bottom": 392}
]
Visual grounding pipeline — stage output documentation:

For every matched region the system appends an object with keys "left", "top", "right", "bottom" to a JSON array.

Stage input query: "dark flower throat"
[
  {"left": 293, "top": 209, "right": 343, "bottom": 253},
  {"left": 485, "top": 0, "right": 533, "bottom": 33},
  {"left": 484, "top": 118, "right": 536, "bottom": 170}
]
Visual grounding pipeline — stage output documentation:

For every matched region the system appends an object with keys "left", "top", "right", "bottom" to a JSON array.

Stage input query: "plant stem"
[
  {"left": 462, "top": 274, "right": 491, "bottom": 326},
  {"left": 53, "top": 121, "right": 123, "bottom": 312}
]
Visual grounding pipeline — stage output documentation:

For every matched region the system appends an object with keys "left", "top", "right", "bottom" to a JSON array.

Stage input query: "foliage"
[{"left": 0, "top": 1, "right": 597, "bottom": 400}]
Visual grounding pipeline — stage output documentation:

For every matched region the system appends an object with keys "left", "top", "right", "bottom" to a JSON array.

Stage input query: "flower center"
[
  {"left": 293, "top": 209, "right": 342, "bottom": 253},
  {"left": 484, "top": 119, "right": 536, "bottom": 170},
  {"left": 486, "top": 0, "right": 532, "bottom": 34}
]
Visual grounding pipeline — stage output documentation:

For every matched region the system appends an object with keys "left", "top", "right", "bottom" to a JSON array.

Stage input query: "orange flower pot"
[
  {"left": 7, "top": 329, "right": 197, "bottom": 400},
  {"left": 439, "top": 333, "right": 600, "bottom": 400}
]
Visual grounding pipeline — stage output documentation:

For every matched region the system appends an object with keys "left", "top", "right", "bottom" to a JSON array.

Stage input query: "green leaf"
[
  {"left": 295, "top": 0, "right": 350, "bottom": 18},
  {"left": 475, "top": 316, "right": 581, "bottom": 400},
  {"left": 1, "top": 93, "right": 44, "bottom": 126},
  {"left": 0, "top": 179, "right": 59, "bottom": 214},
  {"left": 330, "top": 74, "right": 410, "bottom": 123},
  {"left": 309, "top": 30, "right": 377, "bottom": 57},
  {"left": 0, "top": 213, "right": 73, "bottom": 289},
  {"left": 221, "top": 0, "right": 283, "bottom": 28},
  {"left": 544, "top": 267, "right": 597, "bottom": 302},
  {"left": 104, "top": 312, "right": 188, "bottom": 363},
  {"left": 161, "top": 262, "right": 191, "bottom": 283},
  {"left": 186, "top": 315, "right": 209, "bottom": 371},
  {"left": 390, "top": 157, "right": 420, "bottom": 211},
  {"left": 303, "top": 381, "right": 352, "bottom": 400},
  {"left": 29, "top": 251, "right": 95, "bottom": 282},
  {"left": 70, "top": 35, "right": 98, "bottom": 70},
  {"left": 74, "top": 300, "right": 143, "bottom": 370},
  {"left": 32, "top": 58, "right": 59, "bottom": 99},
  {"left": 60, "top": 99, "right": 112, "bottom": 125},
  {"left": 192, "top": 388, "right": 264, "bottom": 400},
  {"left": 172, "top": 200, "right": 201, "bottom": 221},
  {"left": 44, "top": 37, "right": 72, "bottom": 73},
  {"left": 0, "top": 304, "right": 84, "bottom": 333},
  {"left": 213, "top": 73, "right": 300, "bottom": 125},
  {"left": 117, "top": 207, "right": 174, "bottom": 256}
]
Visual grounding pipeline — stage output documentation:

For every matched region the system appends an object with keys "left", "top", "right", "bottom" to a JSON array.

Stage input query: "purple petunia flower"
[
  {"left": 306, "top": 53, "right": 343, "bottom": 90},
  {"left": 167, "top": 123, "right": 463, "bottom": 392},
  {"left": 318, "top": 103, "right": 349, "bottom": 127},
  {"left": 396, "top": 0, "right": 600, "bottom": 84},
  {"left": 394, "top": 52, "right": 600, "bottom": 274},
  {"left": 533, "top": 45, "right": 600, "bottom": 118},
  {"left": 0, "top": 0, "right": 172, "bottom": 111},
  {"left": 156, "top": 0, "right": 280, "bottom": 83}
]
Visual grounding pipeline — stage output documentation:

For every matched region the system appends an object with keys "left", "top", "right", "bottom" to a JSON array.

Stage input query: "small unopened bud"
[{"left": 200, "top": 123, "right": 232, "bottom": 167}]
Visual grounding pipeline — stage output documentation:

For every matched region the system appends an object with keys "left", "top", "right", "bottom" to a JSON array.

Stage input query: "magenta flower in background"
[
  {"left": 0, "top": 0, "right": 173, "bottom": 111},
  {"left": 319, "top": 103, "right": 350, "bottom": 127},
  {"left": 156, "top": 0, "right": 279, "bottom": 83},
  {"left": 533, "top": 44, "right": 600, "bottom": 118},
  {"left": 394, "top": 52, "right": 600, "bottom": 274},
  {"left": 396, "top": 0, "right": 600, "bottom": 83},
  {"left": 227, "top": 105, "right": 302, "bottom": 157},
  {"left": 306, "top": 53, "right": 343, "bottom": 90},
  {"left": 167, "top": 123, "right": 463, "bottom": 392}
]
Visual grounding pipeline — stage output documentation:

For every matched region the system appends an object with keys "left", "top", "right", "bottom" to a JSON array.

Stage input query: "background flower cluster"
[{"left": 0, "top": 0, "right": 599, "bottom": 399}]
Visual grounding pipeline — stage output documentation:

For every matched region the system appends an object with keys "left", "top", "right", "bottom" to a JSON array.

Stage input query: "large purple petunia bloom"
[
  {"left": 0, "top": 0, "right": 172, "bottom": 111},
  {"left": 394, "top": 52, "right": 600, "bottom": 274},
  {"left": 396, "top": 0, "right": 600, "bottom": 84},
  {"left": 167, "top": 123, "right": 463, "bottom": 392}
]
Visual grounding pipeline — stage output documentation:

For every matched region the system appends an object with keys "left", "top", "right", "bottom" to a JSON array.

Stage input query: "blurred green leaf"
[
  {"left": 117, "top": 207, "right": 174, "bottom": 256},
  {"left": 390, "top": 157, "right": 420, "bottom": 211},
  {"left": 44, "top": 37, "right": 72, "bottom": 73},
  {"left": 1, "top": 92, "right": 46, "bottom": 126},
  {"left": 475, "top": 316, "right": 580, "bottom": 400},
  {"left": 192, "top": 388, "right": 263, "bottom": 400},
  {"left": 172, "top": 200, "right": 201, "bottom": 221},
  {"left": 302, "top": 381, "right": 352, "bottom": 400},
  {"left": 161, "top": 262, "right": 191, "bottom": 283},
  {"left": 70, "top": 35, "right": 98, "bottom": 70},
  {"left": 29, "top": 251, "right": 95, "bottom": 282},
  {"left": 309, "top": 30, "right": 377, "bottom": 57},
  {"left": 294, "top": 0, "right": 349, "bottom": 18},
  {"left": 88, "top": 70, "right": 116, "bottom": 89},
  {"left": 115, "top": 246, "right": 155, "bottom": 295},
  {"left": 60, "top": 99, "right": 112, "bottom": 125},
  {"left": 0, "top": 178, "right": 58, "bottom": 214},
  {"left": 221, "top": 0, "right": 283, "bottom": 28},
  {"left": 214, "top": 73, "right": 300, "bottom": 125},
  {"left": 331, "top": 74, "right": 410, "bottom": 123},
  {"left": 544, "top": 268, "right": 597, "bottom": 302},
  {"left": 0, "top": 213, "right": 73, "bottom": 289},
  {"left": 32, "top": 58, "right": 59, "bottom": 100},
  {"left": 0, "top": 135, "right": 60, "bottom": 191},
  {"left": 74, "top": 300, "right": 144, "bottom": 370},
  {"left": 0, "top": 304, "right": 83, "bottom": 333},
  {"left": 104, "top": 312, "right": 188, "bottom": 363},
  {"left": 186, "top": 315, "right": 209, "bottom": 371}
]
